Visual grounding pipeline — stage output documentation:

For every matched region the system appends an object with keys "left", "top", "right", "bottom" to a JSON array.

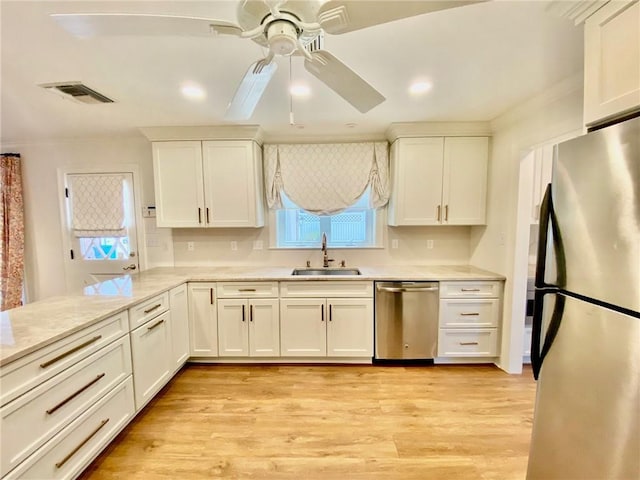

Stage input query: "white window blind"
[
  {"left": 264, "top": 142, "right": 389, "bottom": 215},
  {"left": 69, "top": 174, "right": 126, "bottom": 237}
]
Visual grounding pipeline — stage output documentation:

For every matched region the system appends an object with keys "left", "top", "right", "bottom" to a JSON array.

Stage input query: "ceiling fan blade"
[
  {"left": 318, "top": 0, "right": 486, "bottom": 35},
  {"left": 225, "top": 59, "right": 278, "bottom": 121},
  {"left": 51, "top": 13, "right": 243, "bottom": 39},
  {"left": 304, "top": 50, "right": 384, "bottom": 113}
]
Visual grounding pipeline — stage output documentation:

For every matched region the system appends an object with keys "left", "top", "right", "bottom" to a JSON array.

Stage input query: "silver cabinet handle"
[
  {"left": 376, "top": 286, "right": 438, "bottom": 293},
  {"left": 40, "top": 336, "right": 102, "bottom": 369},
  {"left": 459, "top": 342, "right": 479, "bottom": 346},
  {"left": 198, "top": 207, "right": 202, "bottom": 224},
  {"left": 461, "top": 288, "right": 481, "bottom": 292},
  {"left": 143, "top": 303, "right": 162, "bottom": 314},
  {"left": 55, "top": 418, "right": 109, "bottom": 469},
  {"left": 437, "top": 205, "right": 441, "bottom": 221},
  {"left": 460, "top": 312, "right": 480, "bottom": 316},
  {"left": 46, "top": 373, "right": 106, "bottom": 415},
  {"left": 206, "top": 207, "right": 210, "bottom": 224},
  {"left": 123, "top": 264, "right": 137, "bottom": 271},
  {"left": 444, "top": 204, "right": 449, "bottom": 221}
]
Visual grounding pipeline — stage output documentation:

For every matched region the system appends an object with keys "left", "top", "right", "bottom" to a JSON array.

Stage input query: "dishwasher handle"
[{"left": 376, "top": 285, "right": 438, "bottom": 293}]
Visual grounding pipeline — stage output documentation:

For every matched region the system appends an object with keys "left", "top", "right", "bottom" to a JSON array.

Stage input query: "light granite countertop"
[{"left": 0, "top": 265, "right": 504, "bottom": 367}]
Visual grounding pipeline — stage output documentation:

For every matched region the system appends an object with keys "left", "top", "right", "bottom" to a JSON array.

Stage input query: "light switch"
[
  {"left": 391, "top": 239, "right": 399, "bottom": 249},
  {"left": 231, "top": 241, "right": 238, "bottom": 251}
]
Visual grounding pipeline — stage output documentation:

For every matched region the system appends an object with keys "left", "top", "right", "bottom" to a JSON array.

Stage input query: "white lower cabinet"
[
  {"left": 188, "top": 283, "right": 218, "bottom": 357},
  {"left": 169, "top": 284, "right": 190, "bottom": 372},
  {"left": 217, "top": 298, "right": 280, "bottom": 357},
  {"left": 0, "top": 336, "right": 132, "bottom": 477},
  {"left": 279, "top": 282, "right": 374, "bottom": 359},
  {"left": 437, "top": 281, "right": 503, "bottom": 360},
  {"left": 280, "top": 299, "right": 327, "bottom": 356},
  {"left": 129, "top": 310, "right": 172, "bottom": 411},
  {"left": 5, "top": 377, "right": 135, "bottom": 480}
]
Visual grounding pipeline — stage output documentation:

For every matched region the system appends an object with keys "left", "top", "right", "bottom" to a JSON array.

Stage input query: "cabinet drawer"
[
  {"left": 130, "top": 311, "right": 172, "bottom": 411},
  {"left": 440, "top": 281, "right": 501, "bottom": 298},
  {"left": 0, "top": 311, "right": 128, "bottom": 407},
  {"left": 280, "top": 281, "right": 373, "bottom": 298},
  {"left": 437, "top": 329, "right": 498, "bottom": 357},
  {"left": 5, "top": 377, "right": 135, "bottom": 480},
  {"left": 128, "top": 292, "right": 169, "bottom": 330},
  {"left": 216, "top": 282, "right": 278, "bottom": 298},
  {"left": 439, "top": 298, "right": 499, "bottom": 328},
  {"left": 0, "top": 335, "right": 132, "bottom": 477}
]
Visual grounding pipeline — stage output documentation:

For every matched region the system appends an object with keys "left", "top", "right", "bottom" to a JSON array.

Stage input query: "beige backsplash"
[{"left": 171, "top": 225, "right": 471, "bottom": 267}]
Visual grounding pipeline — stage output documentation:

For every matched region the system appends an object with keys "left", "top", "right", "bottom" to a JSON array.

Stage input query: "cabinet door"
[
  {"left": 442, "top": 137, "right": 488, "bottom": 225},
  {"left": 152, "top": 141, "right": 204, "bottom": 227},
  {"left": 388, "top": 137, "right": 444, "bottom": 225},
  {"left": 248, "top": 299, "right": 280, "bottom": 357},
  {"left": 217, "top": 299, "right": 249, "bottom": 357},
  {"left": 584, "top": 0, "right": 640, "bottom": 126},
  {"left": 169, "top": 284, "right": 190, "bottom": 372},
  {"left": 202, "top": 141, "right": 264, "bottom": 227},
  {"left": 280, "top": 299, "right": 326, "bottom": 356},
  {"left": 130, "top": 311, "right": 172, "bottom": 411},
  {"left": 188, "top": 283, "right": 218, "bottom": 357},
  {"left": 326, "top": 298, "right": 373, "bottom": 357}
]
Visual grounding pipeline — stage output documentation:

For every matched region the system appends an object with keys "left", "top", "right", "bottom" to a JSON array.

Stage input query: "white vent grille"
[{"left": 39, "top": 82, "right": 114, "bottom": 104}]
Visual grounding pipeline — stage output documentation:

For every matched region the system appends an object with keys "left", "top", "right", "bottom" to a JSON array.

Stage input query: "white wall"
[
  {"left": 470, "top": 73, "right": 585, "bottom": 373},
  {"left": 1, "top": 134, "right": 173, "bottom": 301}
]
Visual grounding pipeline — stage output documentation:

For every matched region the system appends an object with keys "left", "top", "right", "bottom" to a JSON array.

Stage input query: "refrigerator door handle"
[
  {"left": 531, "top": 290, "right": 566, "bottom": 380},
  {"left": 535, "top": 184, "right": 568, "bottom": 289}
]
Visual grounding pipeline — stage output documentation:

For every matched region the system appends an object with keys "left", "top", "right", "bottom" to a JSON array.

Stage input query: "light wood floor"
[{"left": 79, "top": 364, "right": 536, "bottom": 480}]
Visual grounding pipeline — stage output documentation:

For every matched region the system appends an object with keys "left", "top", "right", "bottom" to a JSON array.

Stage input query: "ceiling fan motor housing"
[{"left": 266, "top": 20, "right": 299, "bottom": 56}]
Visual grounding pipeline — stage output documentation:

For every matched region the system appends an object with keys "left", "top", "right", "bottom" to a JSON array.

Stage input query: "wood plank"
[{"left": 79, "top": 364, "right": 536, "bottom": 480}]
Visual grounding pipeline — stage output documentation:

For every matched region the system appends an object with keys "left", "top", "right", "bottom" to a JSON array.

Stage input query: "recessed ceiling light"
[
  {"left": 409, "top": 81, "right": 433, "bottom": 95},
  {"left": 290, "top": 84, "right": 310, "bottom": 97},
  {"left": 181, "top": 83, "right": 206, "bottom": 100}
]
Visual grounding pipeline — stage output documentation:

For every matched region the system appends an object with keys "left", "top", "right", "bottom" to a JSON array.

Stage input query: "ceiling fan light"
[{"left": 266, "top": 20, "right": 299, "bottom": 56}]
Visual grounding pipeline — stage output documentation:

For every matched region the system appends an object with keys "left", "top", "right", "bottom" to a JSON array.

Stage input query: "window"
[{"left": 275, "top": 187, "right": 379, "bottom": 248}]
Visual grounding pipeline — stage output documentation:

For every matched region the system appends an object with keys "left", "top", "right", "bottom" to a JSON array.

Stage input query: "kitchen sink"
[{"left": 291, "top": 268, "right": 361, "bottom": 276}]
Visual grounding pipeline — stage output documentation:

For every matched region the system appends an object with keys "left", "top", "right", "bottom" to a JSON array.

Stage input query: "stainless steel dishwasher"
[{"left": 374, "top": 281, "right": 439, "bottom": 360}]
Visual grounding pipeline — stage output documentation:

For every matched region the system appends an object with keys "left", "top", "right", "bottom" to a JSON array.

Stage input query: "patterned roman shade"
[
  {"left": 264, "top": 142, "right": 389, "bottom": 215},
  {"left": 69, "top": 174, "right": 126, "bottom": 237}
]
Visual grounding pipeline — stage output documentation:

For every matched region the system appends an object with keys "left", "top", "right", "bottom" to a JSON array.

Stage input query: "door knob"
[{"left": 123, "top": 264, "right": 137, "bottom": 271}]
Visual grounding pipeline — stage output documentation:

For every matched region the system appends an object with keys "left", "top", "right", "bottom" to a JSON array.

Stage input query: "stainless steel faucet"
[{"left": 321, "top": 232, "right": 334, "bottom": 268}]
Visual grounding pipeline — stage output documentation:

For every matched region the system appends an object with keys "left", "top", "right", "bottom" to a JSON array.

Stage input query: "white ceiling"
[{"left": 0, "top": 0, "right": 583, "bottom": 143}]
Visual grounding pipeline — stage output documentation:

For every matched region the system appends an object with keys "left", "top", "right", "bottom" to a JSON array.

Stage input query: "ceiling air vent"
[{"left": 39, "top": 82, "right": 114, "bottom": 104}]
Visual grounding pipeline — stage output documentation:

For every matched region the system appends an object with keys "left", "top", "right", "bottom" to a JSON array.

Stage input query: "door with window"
[{"left": 62, "top": 172, "right": 139, "bottom": 291}]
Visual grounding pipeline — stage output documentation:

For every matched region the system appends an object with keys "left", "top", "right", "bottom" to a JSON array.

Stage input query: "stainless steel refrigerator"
[{"left": 527, "top": 115, "right": 640, "bottom": 479}]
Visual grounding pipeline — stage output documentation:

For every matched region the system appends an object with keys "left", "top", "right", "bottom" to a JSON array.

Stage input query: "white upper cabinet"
[
  {"left": 388, "top": 136, "right": 489, "bottom": 226},
  {"left": 530, "top": 144, "right": 554, "bottom": 224},
  {"left": 584, "top": 0, "right": 640, "bottom": 126},
  {"left": 442, "top": 137, "right": 489, "bottom": 225},
  {"left": 153, "top": 140, "right": 264, "bottom": 228},
  {"left": 152, "top": 141, "right": 204, "bottom": 228},
  {"left": 202, "top": 141, "right": 264, "bottom": 227}
]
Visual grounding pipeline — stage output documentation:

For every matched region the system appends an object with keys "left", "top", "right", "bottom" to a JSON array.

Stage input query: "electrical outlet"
[
  {"left": 427, "top": 239, "right": 434, "bottom": 249},
  {"left": 253, "top": 240, "right": 263, "bottom": 250},
  {"left": 187, "top": 241, "right": 195, "bottom": 251},
  {"left": 391, "top": 239, "right": 399, "bottom": 249},
  {"left": 230, "top": 241, "right": 238, "bottom": 251}
]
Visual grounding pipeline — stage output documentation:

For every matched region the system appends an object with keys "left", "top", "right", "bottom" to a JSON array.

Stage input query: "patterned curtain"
[
  {"left": 0, "top": 153, "right": 25, "bottom": 311},
  {"left": 263, "top": 142, "right": 390, "bottom": 215}
]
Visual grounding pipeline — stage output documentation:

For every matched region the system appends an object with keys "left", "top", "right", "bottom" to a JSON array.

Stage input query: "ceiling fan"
[{"left": 52, "top": 0, "right": 484, "bottom": 121}]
